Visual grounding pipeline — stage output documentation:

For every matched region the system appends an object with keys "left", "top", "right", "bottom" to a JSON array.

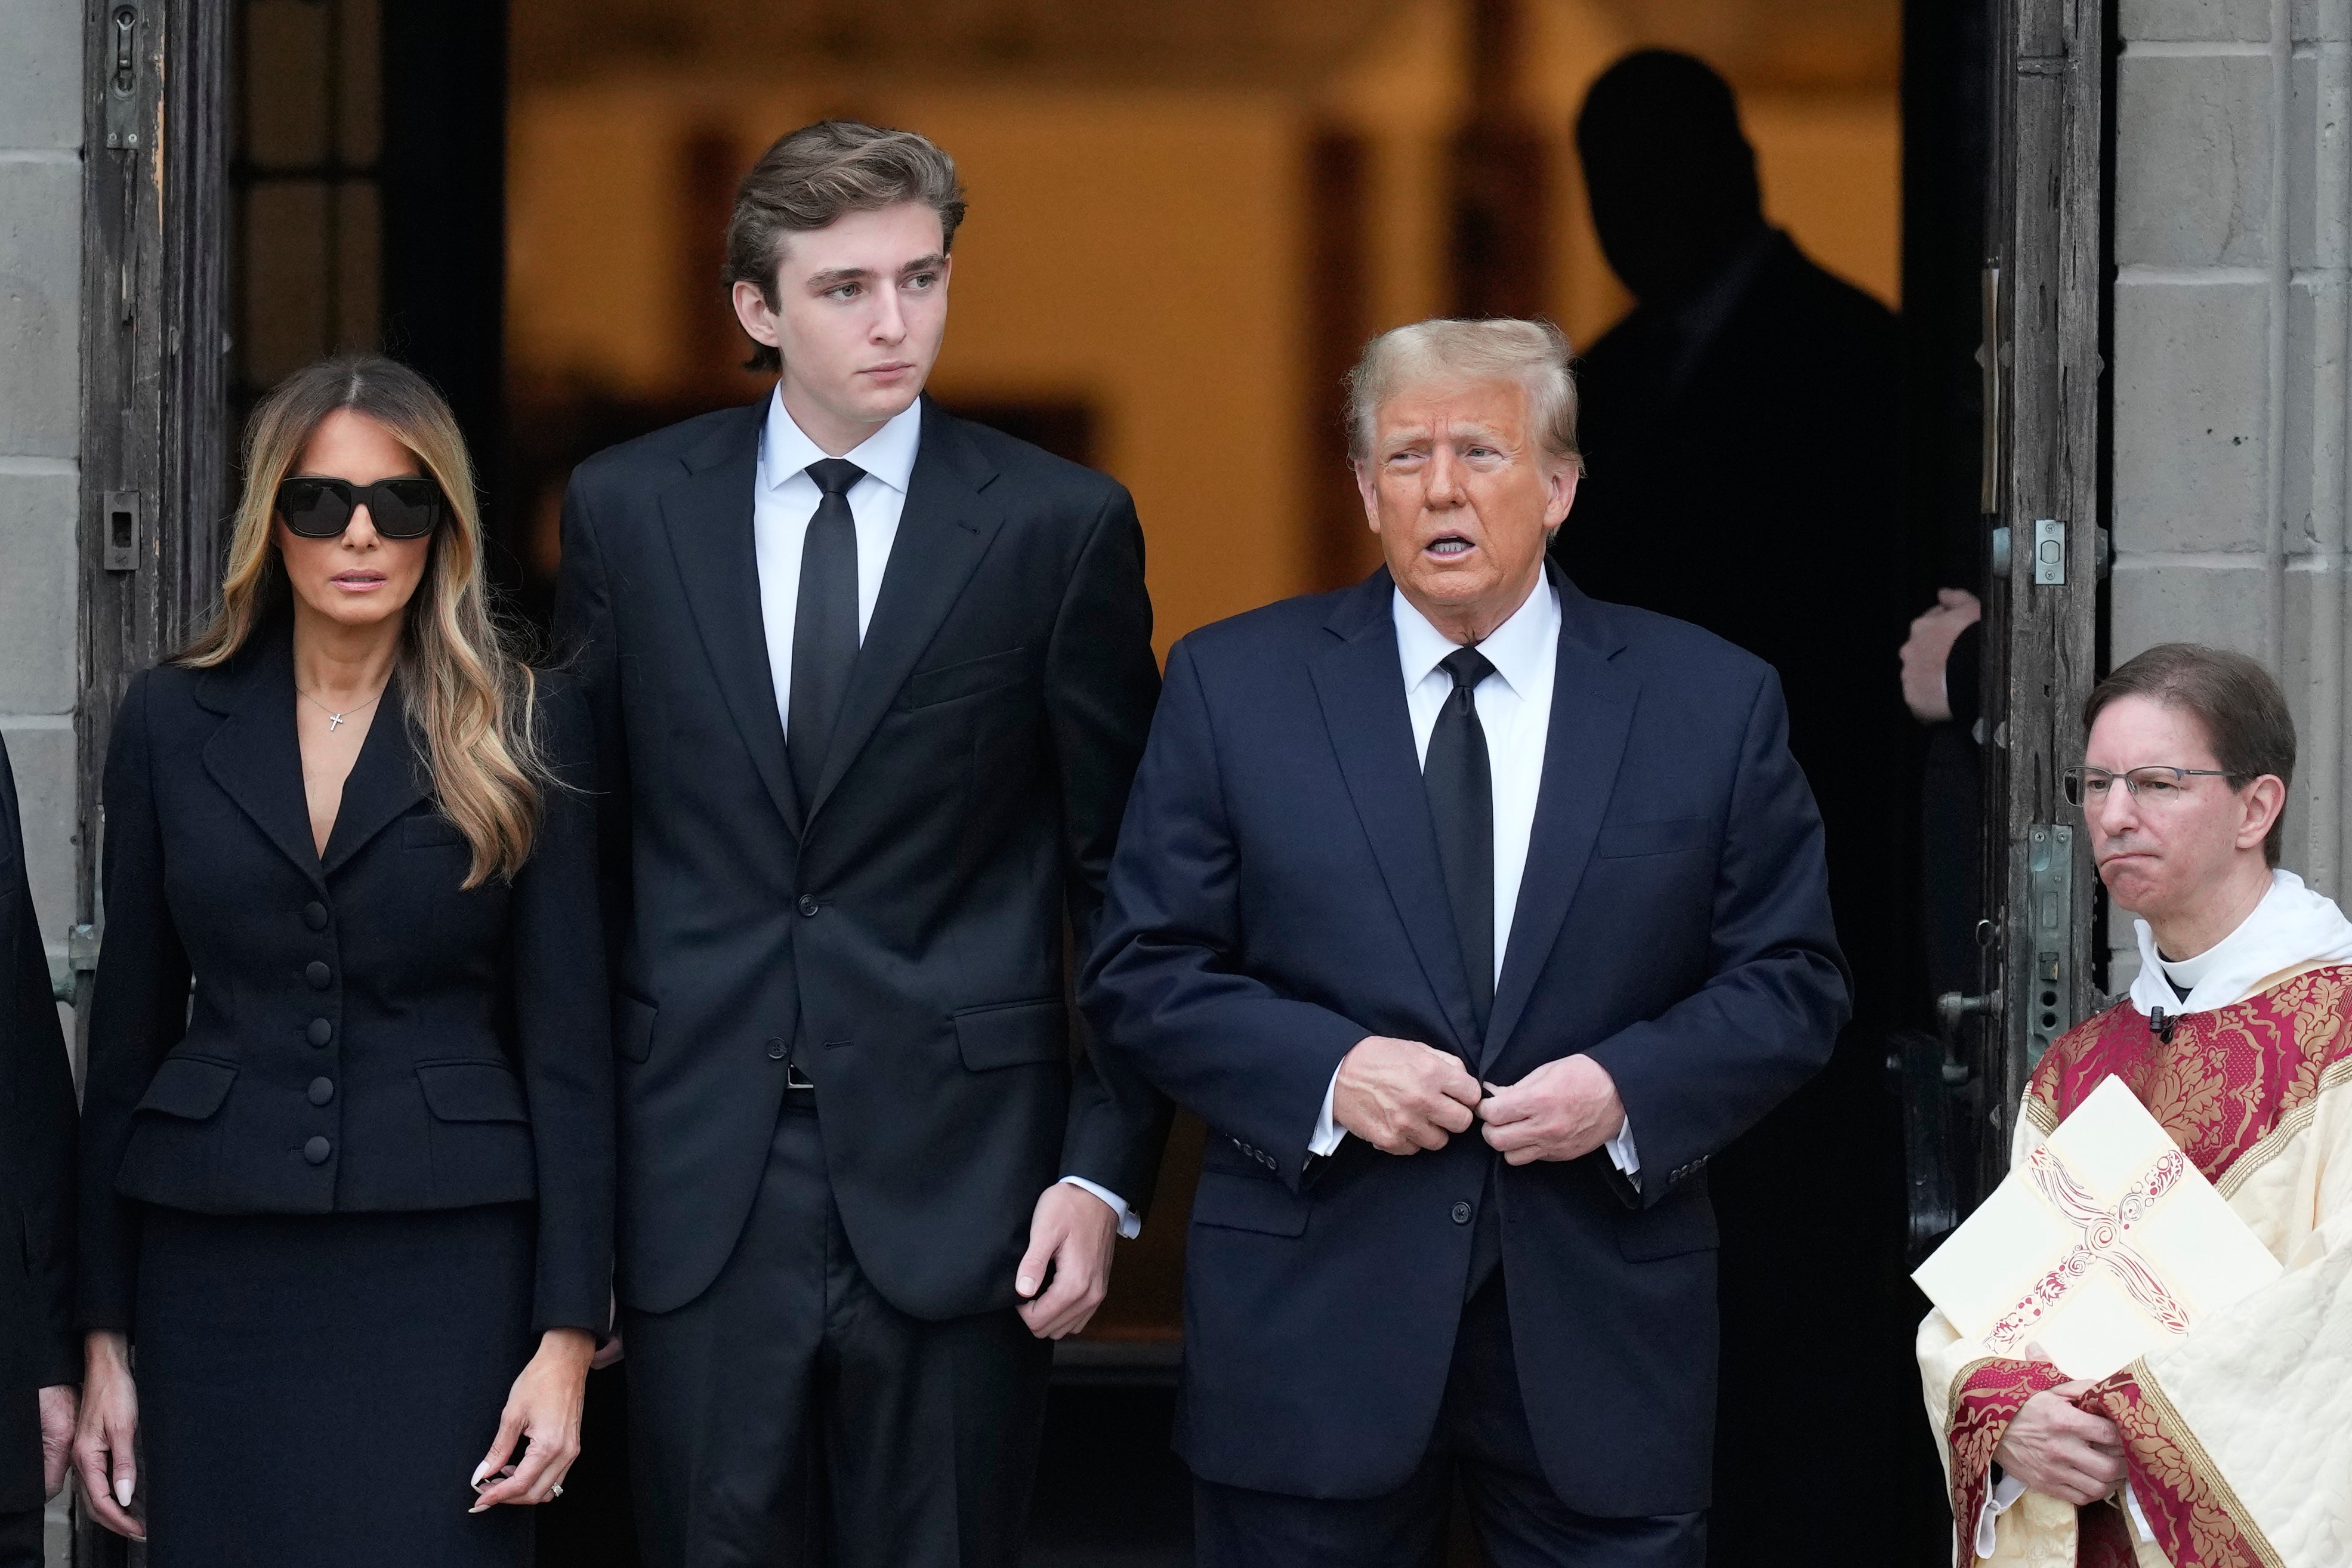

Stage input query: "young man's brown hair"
[{"left": 723, "top": 120, "right": 967, "bottom": 372}]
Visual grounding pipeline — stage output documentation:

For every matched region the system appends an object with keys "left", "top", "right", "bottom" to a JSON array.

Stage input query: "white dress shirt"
[
  {"left": 1305, "top": 579, "right": 1638, "bottom": 1179},
  {"left": 754, "top": 390, "right": 1138, "bottom": 1236}
]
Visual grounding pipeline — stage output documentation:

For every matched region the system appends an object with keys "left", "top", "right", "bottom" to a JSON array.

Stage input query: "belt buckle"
[{"left": 786, "top": 1063, "right": 816, "bottom": 1091}]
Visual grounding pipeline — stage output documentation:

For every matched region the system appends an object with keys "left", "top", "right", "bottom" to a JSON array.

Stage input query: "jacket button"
[
  {"left": 307, "top": 1018, "right": 332, "bottom": 1047},
  {"left": 1451, "top": 1201, "right": 1473, "bottom": 1225},
  {"left": 303, "top": 902, "right": 329, "bottom": 931},
  {"left": 797, "top": 895, "right": 820, "bottom": 918},
  {"left": 308, "top": 1076, "right": 334, "bottom": 1106},
  {"left": 305, "top": 961, "right": 332, "bottom": 989},
  {"left": 304, "top": 1136, "right": 332, "bottom": 1165},
  {"left": 766, "top": 1039, "right": 788, "bottom": 1060}
]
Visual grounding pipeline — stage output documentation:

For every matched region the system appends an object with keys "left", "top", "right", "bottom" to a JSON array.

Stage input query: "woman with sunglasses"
[
  {"left": 1917, "top": 644, "right": 2352, "bottom": 1565},
  {"left": 71, "top": 356, "right": 612, "bottom": 1566}
]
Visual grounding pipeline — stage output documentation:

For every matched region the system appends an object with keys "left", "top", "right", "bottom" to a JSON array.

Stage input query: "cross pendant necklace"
[{"left": 298, "top": 684, "right": 385, "bottom": 734}]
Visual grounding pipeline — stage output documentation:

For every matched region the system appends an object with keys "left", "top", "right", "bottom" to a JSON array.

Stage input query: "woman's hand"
[
  {"left": 1994, "top": 1381, "right": 2128, "bottom": 1506},
  {"left": 73, "top": 1331, "right": 144, "bottom": 1539},
  {"left": 470, "top": 1328, "right": 594, "bottom": 1511}
]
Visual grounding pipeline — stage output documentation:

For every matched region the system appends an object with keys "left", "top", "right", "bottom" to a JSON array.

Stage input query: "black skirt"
[{"left": 135, "top": 1203, "right": 538, "bottom": 1568}]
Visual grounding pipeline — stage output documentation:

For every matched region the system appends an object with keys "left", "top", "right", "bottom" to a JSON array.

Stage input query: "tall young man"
[{"left": 555, "top": 121, "right": 1168, "bottom": 1567}]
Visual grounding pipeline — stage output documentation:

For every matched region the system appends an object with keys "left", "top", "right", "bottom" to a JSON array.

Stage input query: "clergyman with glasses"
[{"left": 1916, "top": 642, "right": 2352, "bottom": 1565}]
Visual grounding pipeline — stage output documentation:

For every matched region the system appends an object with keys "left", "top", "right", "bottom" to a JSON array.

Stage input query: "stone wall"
[
  {"left": 2112, "top": 0, "right": 2352, "bottom": 974},
  {"left": 0, "top": 3, "right": 81, "bottom": 980}
]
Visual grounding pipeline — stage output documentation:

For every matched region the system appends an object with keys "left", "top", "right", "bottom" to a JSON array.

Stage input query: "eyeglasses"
[
  {"left": 2061, "top": 764, "right": 2234, "bottom": 807},
  {"left": 276, "top": 476, "right": 446, "bottom": 540}
]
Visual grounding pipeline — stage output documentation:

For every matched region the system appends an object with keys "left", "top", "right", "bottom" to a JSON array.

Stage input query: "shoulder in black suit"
[
  {"left": 1082, "top": 566, "right": 1850, "bottom": 1515},
  {"left": 0, "top": 735, "right": 75, "bottom": 1516},
  {"left": 77, "top": 625, "right": 614, "bottom": 1334},
  {"left": 555, "top": 394, "right": 1168, "bottom": 1320}
]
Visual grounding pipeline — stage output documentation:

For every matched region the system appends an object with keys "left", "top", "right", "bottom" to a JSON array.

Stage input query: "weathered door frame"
[
  {"left": 1972, "top": 0, "right": 2110, "bottom": 1194},
  {"left": 74, "top": 1, "right": 229, "bottom": 1561}
]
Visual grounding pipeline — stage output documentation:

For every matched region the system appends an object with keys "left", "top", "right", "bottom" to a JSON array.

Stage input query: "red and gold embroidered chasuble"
[{"left": 1917, "top": 964, "right": 2352, "bottom": 1568}]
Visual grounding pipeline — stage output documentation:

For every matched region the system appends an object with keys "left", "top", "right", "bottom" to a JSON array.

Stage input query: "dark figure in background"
[
  {"left": 1560, "top": 51, "right": 1916, "bottom": 1562},
  {"left": 0, "top": 737, "right": 76, "bottom": 1568}
]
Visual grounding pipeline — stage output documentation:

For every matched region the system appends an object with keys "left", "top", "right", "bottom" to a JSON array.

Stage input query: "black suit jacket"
[
  {"left": 0, "top": 736, "right": 75, "bottom": 1513},
  {"left": 1554, "top": 230, "right": 1907, "bottom": 1020},
  {"left": 78, "top": 626, "right": 613, "bottom": 1335},
  {"left": 554, "top": 396, "right": 1167, "bottom": 1320},
  {"left": 1082, "top": 567, "right": 1849, "bottom": 1513}
]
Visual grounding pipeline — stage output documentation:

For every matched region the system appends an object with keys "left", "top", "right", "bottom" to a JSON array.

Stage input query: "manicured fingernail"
[
  {"left": 115, "top": 1477, "right": 134, "bottom": 1507},
  {"left": 1017, "top": 1276, "right": 1036, "bottom": 1296},
  {"left": 470, "top": 1502, "right": 489, "bottom": 1514},
  {"left": 471, "top": 1460, "right": 492, "bottom": 1488}
]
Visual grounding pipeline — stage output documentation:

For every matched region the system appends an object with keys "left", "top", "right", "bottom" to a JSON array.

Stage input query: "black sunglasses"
[{"left": 276, "top": 476, "right": 447, "bottom": 540}]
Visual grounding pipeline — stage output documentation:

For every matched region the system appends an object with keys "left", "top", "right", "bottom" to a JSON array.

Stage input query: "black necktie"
[
  {"left": 788, "top": 458, "right": 865, "bottom": 806},
  {"left": 1425, "top": 646, "right": 1496, "bottom": 1037}
]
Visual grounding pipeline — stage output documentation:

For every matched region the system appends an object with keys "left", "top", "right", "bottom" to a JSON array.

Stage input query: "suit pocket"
[
  {"left": 1595, "top": 816, "right": 1708, "bottom": 860},
  {"left": 897, "top": 646, "right": 1038, "bottom": 711},
  {"left": 613, "top": 990, "right": 658, "bottom": 1064},
  {"left": 1190, "top": 1169, "right": 1310, "bottom": 1237},
  {"left": 1616, "top": 1187, "right": 1718, "bottom": 1261},
  {"left": 416, "top": 1059, "right": 530, "bottom": 1123},
  {"left": 134, "top": 1055, "right": 237, "bottom": 1120},
  {"left": 952, "top": 999, "right": 1067, "bottom": 1070}
]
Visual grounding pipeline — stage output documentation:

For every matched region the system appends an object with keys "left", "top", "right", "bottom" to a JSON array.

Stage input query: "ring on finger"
[{"left": 550, "top": 1483, "right": 563, "bottom": 1499}]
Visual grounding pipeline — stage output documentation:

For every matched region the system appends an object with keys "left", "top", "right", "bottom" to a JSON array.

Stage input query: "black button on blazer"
[{"left": 76, "top": 623, "right": 614, "bottom": 1336}]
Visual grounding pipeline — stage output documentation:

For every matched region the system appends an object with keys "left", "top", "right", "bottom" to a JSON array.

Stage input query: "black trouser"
[
  {"left": 624, "top": 1095, "right": 1052, "bottom": 1568},
  {"left": 1194, "top": 1270, "right": 1706, "bottom": 1568},
  {"left": 0, "top": 1505, "right": 39, "bottom": 1568}
]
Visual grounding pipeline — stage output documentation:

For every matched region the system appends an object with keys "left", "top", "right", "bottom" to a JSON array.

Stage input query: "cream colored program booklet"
[{"left": 1912, "top": 1073, "right": 2282, "bottom": 1382}]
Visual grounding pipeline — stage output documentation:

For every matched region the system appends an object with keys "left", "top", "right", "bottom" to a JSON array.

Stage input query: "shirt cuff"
[
  {"left": 2125, "top": 1484, "right": 2156, "bottom": 1543},
  {"left": 1057, "top": 1175, "right": 1141, "bottom": 1240},
  {"left": 1308, "top": 1067, "right": 1347, "bottom": 1158},
  {"left": 1605, "top": 1115, "right": 1639, "bottom": 1175},
  {"left": 1976, "top": 1472, "right": 2028, "bottom": 1558}
]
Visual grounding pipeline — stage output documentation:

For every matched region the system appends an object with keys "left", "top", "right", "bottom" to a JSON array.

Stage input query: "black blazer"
[
  {"left": 0, "top": 736, "right": 76, "bottom": 1513},
  {"left": 78, "top": 625, "right": 613, "bottom": 1335},
  {"left": 554, "top": 396, "right": 1167, "bottom": 1319},
  {"left": 1082, "top": 567, "right": 1850, "bottom": 1514}
]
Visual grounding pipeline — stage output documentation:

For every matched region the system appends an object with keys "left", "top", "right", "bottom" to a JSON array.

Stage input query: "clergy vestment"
[{"left": 1918, "top": 870, "right": 2352, "bottom": 1567}]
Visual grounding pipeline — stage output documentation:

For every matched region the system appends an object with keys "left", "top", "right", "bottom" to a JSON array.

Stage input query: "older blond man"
[{"left": 1084, "top": 319, "right": 1848, "bottom": 1566}]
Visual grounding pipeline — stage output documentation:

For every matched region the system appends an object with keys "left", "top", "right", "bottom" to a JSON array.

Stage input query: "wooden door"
[{"left": 1973, "top": 0, "right": 2109, "bottom": 1195}]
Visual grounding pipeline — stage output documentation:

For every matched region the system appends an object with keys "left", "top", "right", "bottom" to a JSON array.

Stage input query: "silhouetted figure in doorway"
[{"left": 1559, "top": 50, "right": 1914, "bottom": 1565}]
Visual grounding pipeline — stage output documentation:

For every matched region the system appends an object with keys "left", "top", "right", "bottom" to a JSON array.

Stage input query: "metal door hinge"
[{"left": 50, "top": 922, "right": 100, "bottom": 1004}]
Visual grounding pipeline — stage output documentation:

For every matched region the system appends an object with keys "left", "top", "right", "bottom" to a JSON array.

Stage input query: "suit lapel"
[
  {"left": 199, "top": 627, "right": 328, "bottom": 894},
  {"left": 1310, "top": 572, "right": 1481, "bottom": 1058},
  {"left": 320, "top": 674, "right": 430, "bottom": 876},
  {"left": 659, "top": 403, "right": 802, "bottom": 838},
  {"left": 802, "top": 403, "right": 1003, "bottom": 828},
  {"left": 1481, "top": 571, "right": 1637, "bottom": 1067}
]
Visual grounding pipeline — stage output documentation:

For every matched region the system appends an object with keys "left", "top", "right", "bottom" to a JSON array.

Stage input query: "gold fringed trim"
[{"left": 2130, "top": 1360, "right": 2286, "bottom": 1568}]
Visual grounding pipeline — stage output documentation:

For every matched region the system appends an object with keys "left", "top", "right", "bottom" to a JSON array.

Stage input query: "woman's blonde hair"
[{"left": 181, "top": 354, "right": 546, "bottom": 888}]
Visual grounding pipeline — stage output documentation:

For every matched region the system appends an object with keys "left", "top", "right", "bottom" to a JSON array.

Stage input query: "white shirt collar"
[
  {"left": 1391, "top": 573, "right": 1559, "bottom": 697},
  {"left": 2126, "top": 868, "right": 2352, "bottom": 1014},
  {"left": 758, "top": 388, "right": 923, "bottom": 496}
]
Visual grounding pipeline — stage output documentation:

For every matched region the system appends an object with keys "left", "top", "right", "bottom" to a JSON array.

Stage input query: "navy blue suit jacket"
[{"left": 1081, "top": 566, "right": 1848, "bottom": 1514}]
